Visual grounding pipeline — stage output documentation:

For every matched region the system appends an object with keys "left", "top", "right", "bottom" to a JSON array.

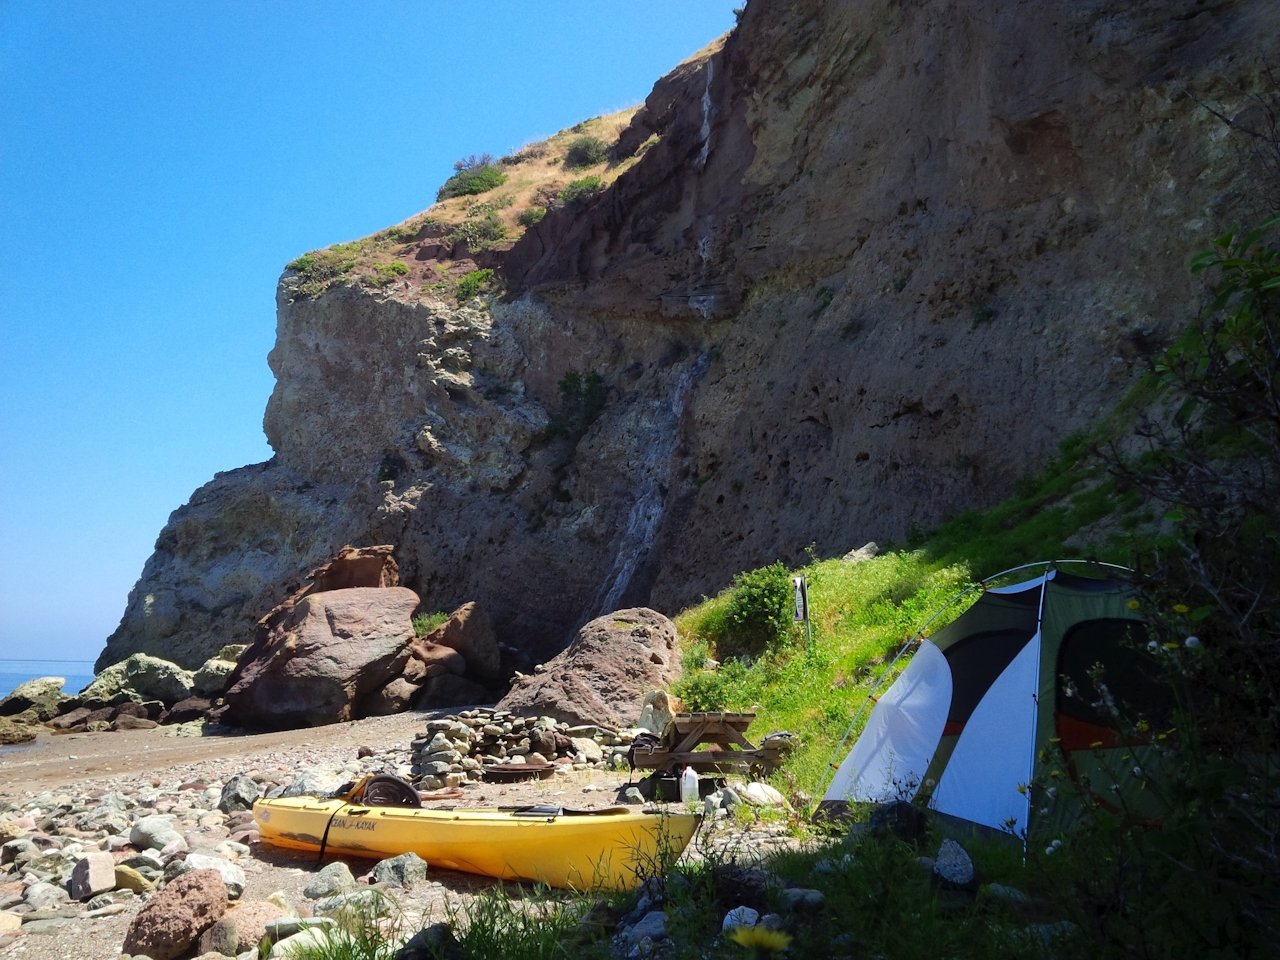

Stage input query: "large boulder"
[
  {"left": 80, "top": 654, "right": 195, "bottom": 708},
  {"left": 403, "top": 639, "right": 467, "bottom": 680},
  {"left": 223, "top": 586, "right": 419, "bottom": 729},
  {"left": 192, "top": 657, "right": 238, "bottom": 696},
  {"left": 123, "top": 869, "right": 228, "bottom": 960},
  {"left": 0, "top": 717, "right": 36, "bottom": 745},
  {"left": 358, "top": 677, "right": 423, "bottom": 717},
  {"left": 0, "top": 677, "right": 69, "bottom": 721},
  {"left": 125, "top": 654, "right": 197, "bottom": 704},
  {"left": 422, "top": 602, "right": 501, "bottom": 680},
  {"left": 131, "top": 814, "right": 185, "bottom": 851},
  {"left": 76, "top": 661, "right": 136, "bottom": 709},
  {"left": 70, "top": 851, "right": 116, "bottom": 900},
  {"left": 497, "top": 608, "right": 681, "bottom": 726},
  {"left": 177, "top": 853, "right": 247, "bottom": 899}
]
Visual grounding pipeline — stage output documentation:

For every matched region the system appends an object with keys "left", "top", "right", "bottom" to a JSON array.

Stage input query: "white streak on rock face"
[
  {"left": 596, "top": 357, "right": 710, "bottom": 615},
  {"left": 688, "top": 294, "right": 716, "bottom": 318},
  {"left": 696, "top": 59, "right": 715, "bottom": 168}
]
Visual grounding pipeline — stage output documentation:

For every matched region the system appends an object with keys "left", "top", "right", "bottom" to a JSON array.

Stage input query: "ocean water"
[{"left": 0, "top": 661, "right": 97, "bottom": 699}]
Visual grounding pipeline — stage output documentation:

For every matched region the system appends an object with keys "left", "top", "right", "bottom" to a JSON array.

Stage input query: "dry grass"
[{"left": 285, "top": 107, "right": 652, "bottom": 302}]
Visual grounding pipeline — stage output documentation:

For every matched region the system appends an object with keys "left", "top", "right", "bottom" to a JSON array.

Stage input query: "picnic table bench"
[{"left": 629, "top": 711, "right": 794, "bottom": 776}]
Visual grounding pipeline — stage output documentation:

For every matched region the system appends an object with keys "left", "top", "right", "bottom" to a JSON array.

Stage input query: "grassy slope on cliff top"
[
  {"left": 672, "top": 419, "right": 1158, "bottom": 796},
  {"left": 284, "top": 107, "right": 649, "bottom": 300}
]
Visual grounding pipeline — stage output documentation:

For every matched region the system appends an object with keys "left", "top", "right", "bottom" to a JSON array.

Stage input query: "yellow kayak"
[{"left": 253, "top": 797, "right": 700, "bottom": 891}]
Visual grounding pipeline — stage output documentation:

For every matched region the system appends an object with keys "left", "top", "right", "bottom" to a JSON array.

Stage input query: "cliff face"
[{"left": 100, "top": 0, "right": 1280, "bottom": 671}]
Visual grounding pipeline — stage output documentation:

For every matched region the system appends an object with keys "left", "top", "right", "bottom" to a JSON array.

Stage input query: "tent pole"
[{"left": 1020, "top": 568, "right": 1052, "bottom": 849}]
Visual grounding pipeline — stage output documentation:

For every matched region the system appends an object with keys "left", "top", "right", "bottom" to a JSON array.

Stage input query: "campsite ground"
[{"left": 0, "top": 711, "right": 801, "bottom": 960}]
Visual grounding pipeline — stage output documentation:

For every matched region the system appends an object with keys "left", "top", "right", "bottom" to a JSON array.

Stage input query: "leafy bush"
[
  {"left": 564, "top": 135, "right": 609, "bottom": 168},
  {"left": 412, "top": 611, "right": 449, "bottom": 637},
  {"left": 556, "top": 176, "right": 602, "bottom": 209},
  {"left": 1076, "top": 215, "right": 1280, "bottom": 954},
  {"left": 720, "top": 562, "right": 793, "bottom": 658},
  {"left": 450, "top": 214, "right": 507, "bottom": 248},
  {"left": 517, "top": 206, "right": 546, "bottom": 227},
  {"left": 368, "top": 259, "right": 409, "bottom": 287},
  {"left": 456, "top": 268, "right": 494, "bottom": 302},
  {"left": 438, "top": 163, "right": 508, "bottom": 201},
  {"left": 286, "top": 246, "right": 359, "bottom": 297}
]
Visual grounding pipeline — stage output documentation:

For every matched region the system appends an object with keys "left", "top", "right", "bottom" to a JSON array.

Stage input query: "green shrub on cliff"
[
  {"left": 437, "top": 158, "right": 508, "bottom": 200},
  {"left": 456, "top": 269, "right": 494, "bottom": 302},
  {"left": 556, "top": 176, "right": 602, "bottom": 209},
  {"left": 368, "top": 259, "right": 409, "bottom": 287},
  {"left": 718, "top": 562, "right": 792, "bottom": 658},
  {"left": 287, "top": 245, "right": 360, "bottom": 296},
  {"left": 450, "top": 214, "right": 507, "bottom": 248},
  {"left": 517, "top": 205, "right": 546, "bottom": 227},
  {"left": 564, "top": 134, "right": 609, "bottom": 168}
]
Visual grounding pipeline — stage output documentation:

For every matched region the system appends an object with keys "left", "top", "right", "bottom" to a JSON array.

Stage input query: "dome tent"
[{"left": 819, "top": 563, "right": 1170, "bottom": 835}]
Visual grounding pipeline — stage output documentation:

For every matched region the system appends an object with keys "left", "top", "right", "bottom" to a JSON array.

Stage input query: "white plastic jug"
[{"left": 680, "top": 765, "right": 699, "bottom": 804}]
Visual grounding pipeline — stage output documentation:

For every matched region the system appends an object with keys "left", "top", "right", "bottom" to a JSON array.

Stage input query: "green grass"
[
  {"left": 369, "top": 259, "right": 409, "bottom": 287},
  {"left": 673, "top": 430, "right": 1149, "bottom": 796},
  {"left": 412, "top": 610, "right": 450, "bottom": 637},
  {"left": 675, "top": 551, "right": 976, "bottom": 792},
  {"left": 440, "top": 884, "right": 595, "bottom": 960},
  {"left": 284, "top": 890, "right": 402, "bottom": 960}
]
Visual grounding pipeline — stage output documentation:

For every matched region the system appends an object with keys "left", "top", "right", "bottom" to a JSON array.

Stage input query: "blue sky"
[{"left": 0, "top": 1, "right": 738, "bottom": 662}]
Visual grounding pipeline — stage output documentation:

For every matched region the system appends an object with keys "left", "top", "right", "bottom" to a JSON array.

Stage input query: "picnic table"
[{"left": 629, "top": 712, "right": 793, "bottom": 776}]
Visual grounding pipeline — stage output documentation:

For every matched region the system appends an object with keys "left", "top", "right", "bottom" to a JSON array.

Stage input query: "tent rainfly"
[{"left": 820, "top": 567, "right": 1170, "bottom": 835}]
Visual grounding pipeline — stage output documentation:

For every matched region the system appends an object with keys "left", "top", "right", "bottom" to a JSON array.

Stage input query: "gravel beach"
[{"left": 0, "top": 709, "right": 797, "bottom": 959}]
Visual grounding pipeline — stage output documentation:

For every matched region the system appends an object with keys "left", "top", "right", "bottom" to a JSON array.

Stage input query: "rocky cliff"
[{"left": 99, "top": 0, "right": 1280, "bottom": 671}]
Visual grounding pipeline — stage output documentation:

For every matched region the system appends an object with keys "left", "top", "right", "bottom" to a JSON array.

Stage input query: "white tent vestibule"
[{"left": 823, "top": 639, "right": 951, "bottom": 803}]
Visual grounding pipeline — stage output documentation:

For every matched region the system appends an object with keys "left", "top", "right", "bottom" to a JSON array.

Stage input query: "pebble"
[
  {"left": 302, "top": 861, "right": 355, "bottom": 900},
  {"left": 0, "top": 708, "right": 796, "bottom": 960},
  {"left": 933, "top": 838, "right": 975, "bottom": 887},
  {"left": 722, "top": 905, "right": 759, "bottom": 931}
]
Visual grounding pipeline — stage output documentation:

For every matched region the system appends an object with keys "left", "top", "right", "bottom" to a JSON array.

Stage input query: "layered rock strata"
[{"left": 99, "top": 0, "right": 1280, "bottom": 671}]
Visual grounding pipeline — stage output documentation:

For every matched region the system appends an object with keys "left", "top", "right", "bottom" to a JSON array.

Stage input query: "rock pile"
[
  {"left": 409, "top": 708, "right": 639, "bottom": 789},
  {"left": 0, "top": 645, "right": 249, "bottom": 738}
]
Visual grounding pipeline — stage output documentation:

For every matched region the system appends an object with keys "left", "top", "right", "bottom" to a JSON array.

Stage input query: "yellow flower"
[
  {"left": 1127, "top": 600, "right": 1141, "bottom": 610},
  {"left": 1173, "top": 604, "right": 1189, "bottom": 614},
  {"left": 729, "top": 926, "right": 793, "bottom": 953}
]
